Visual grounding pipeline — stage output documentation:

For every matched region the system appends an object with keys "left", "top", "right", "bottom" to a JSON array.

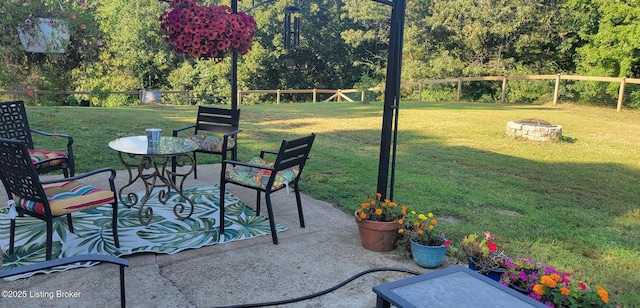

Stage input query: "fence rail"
[{"left": 3, "top": 74, "right": 640, "bottom": 111}]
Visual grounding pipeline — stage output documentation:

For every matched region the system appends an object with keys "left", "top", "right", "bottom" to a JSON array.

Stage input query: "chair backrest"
[
  {"left": 0, "top": 101, "right": 34, "bottom": 149},
  {"left": 0, "top": 137, "right": 48, "bottom": 208},
  {"left": 194, "top": 106, "right": 240, "bottom": 135},
  {"left": 271, "top": 133, "right": 316, "bottom": 185}
]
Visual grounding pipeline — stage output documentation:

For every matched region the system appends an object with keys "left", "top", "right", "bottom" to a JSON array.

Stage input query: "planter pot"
[
  {"left": 355, "top": 212, "right": 399, "bottom": 252},
  {"left": 468, "top": 255, "right": 508, "bottom": 282},
  {"left": 409, "top": 239, "right": 447, "bottom": 268},
  {"left": 508, "top": 284, "right": 531, "bottom": 295}
]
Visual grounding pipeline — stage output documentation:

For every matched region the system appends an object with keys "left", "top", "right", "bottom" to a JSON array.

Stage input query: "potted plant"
[
  {"left": 457, "top": 231, "right": 508, "bottom": 281},
  {"left": 398, "top": 210, "right": 451, "bottom": 268},
  {"left": 354, "top": 193, "right": 406, "bottom": 252},
  {"left": 499, "top": 257, "right": 560, "bottom": 295},
  {"left": 158, "top": 0, "right": 256, "bottom": 61}
]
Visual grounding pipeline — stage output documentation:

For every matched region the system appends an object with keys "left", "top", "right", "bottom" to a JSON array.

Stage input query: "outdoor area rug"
[{"left": 0, "top": 185, "right": 286, "bottom": 280}]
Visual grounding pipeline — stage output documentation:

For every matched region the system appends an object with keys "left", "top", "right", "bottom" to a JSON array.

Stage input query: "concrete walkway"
[{"left": 0, "top": 164, "right": 448, "bottom": 307}]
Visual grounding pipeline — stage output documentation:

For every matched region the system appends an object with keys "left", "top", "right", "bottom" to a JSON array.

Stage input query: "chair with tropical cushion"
[
  {"left": 172, "top": 106, "right": 241, "bottom": 179},
  {"left": 219, "top": 133, "right": 316, "bottom": 244},
  {"left": 0, "top": 100, "right": 75, "bottom": 177},
  {"left": 0, "top": 137, "right": 120, "bottom": 260}
]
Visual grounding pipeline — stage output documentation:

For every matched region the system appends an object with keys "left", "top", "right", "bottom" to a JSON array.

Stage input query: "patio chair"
[
  {"left": 0, "top": 100, "right": 75, "bottom": 177},
  {"left": 0, "top": 137, "right": 120, "bottom": 261},
  {"left": 219, "top": 133, "right": 316, "bottom": 244},
  {"left": 0, "top": 254, "right": 129, "bottom": 308},
  {"left": 172, "top": 106, "right": 241, "bottom": 179}
]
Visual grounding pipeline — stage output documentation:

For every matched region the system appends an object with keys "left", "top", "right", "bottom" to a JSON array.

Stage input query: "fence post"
[
  {"left": 313, "top": 89, "right": 317, "bottom": 103},
  {"left": 35, "top": 90, "right": 39, "bottom": 105},
  {"left": 418, "top": 81, "right": 423, "bottom": 102},
  {"left": 361, "top": 90, "right": 365, "bottom": 102},
  {"left": 553, "top": 74, "right": 561, "bottom": 105},
  {"left": 456, "top": 78, "right": 462, "bottom": 101},
  {"left": 617, "top": 77, "right": 626, "bottom": 112},
  {"left": 277, "top": 89, "right": 281, "bottom": 104},
  {"left": 238, "top": 91, "right": 242, "bottom": 105},
  {"left": 501, "top": 76, "right": 507, "bottom": 103},
  {"left": 337, "top": 89, "right": 341, "bottom": 102}
]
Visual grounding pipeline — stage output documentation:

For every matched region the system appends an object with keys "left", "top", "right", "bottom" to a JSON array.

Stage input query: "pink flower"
[
  {"left": 97, "top": 40, "right": 104, "bottom": 46},
  {"left": 80, "top": 24, "right": 87, "bottom": 29},
  {"left": 483, "top": 231, "right": 494, "bottom": 240},
  {"left": 24, "top": 19, "right": 32, "bottom": 25},
  {"left": 71, "top": 13, "right": 77, "bottom": 20},
  {"left": 48, "top": 20, "right": 56, "bottom": 26}
]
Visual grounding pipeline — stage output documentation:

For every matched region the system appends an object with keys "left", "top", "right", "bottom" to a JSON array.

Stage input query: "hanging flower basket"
[
  {"left": 159, "top": 0, "right": 256, "bottom": 61},
  {"left": 17, "top": 18, "right": 70, "bottom": 53}
]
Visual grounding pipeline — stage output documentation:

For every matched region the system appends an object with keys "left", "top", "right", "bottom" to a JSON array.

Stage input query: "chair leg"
[
  {"left": 193, "top": 152, "right": 198, "bottom": 179},
  {"left": 294, "top": 182, "right": 305, "bottom": 228},
  {"left": 219, "top": 181, "right": 226, "bottom": 236},
  {"left": 46, "top": 218, "right": 53, "bottom": 260},
  {"left": 264, "top": 192, "right": 279, "bottom": 245},
  {"left": 112, "top": 202, "right": 120, "bottom": 248},
  {"left": 256, "top": 191, "right": 262, "bottom": 215},
  {"left": 67, "top": 214, "right": 74, "bottom": 233},
  {"left": 9, "top": 218, "right": 16, "bottom": 254}
]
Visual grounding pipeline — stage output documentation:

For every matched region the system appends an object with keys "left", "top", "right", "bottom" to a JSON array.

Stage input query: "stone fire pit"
[{"left": 506, "top": 118, "right": 562, "bottom": 141}]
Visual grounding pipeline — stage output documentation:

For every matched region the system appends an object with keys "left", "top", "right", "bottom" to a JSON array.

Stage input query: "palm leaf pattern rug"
[{"left": 0, "top": 186, "right": 285, "bottom": 280}]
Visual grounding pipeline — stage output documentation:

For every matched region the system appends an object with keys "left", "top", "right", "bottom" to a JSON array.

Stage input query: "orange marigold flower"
[
  {"left": 413, "top": 221, "right": 420, "bottom": 227},
  {"left": 27, "top": 90, "right": 34, "bottom": 96},
  {"left": 597, "top": 287, "right": 609, "bottom": 303},
  {"left": 431, "top": 219, "right": 437, "bottom": 225},
  {"left": 428, "top": 225, "right": 434, "bottom": 230},
  {"left": 401, "top": 206, "right": 407, "bottom": 215},
  {"left": 549, "top": 273, "right": 561, "bottom": 283},
  {"left": 417, "top": 229, "right": 423, "bottom": 235},
  {"left": 375, "top": 208, "right": 382, "bottom": 215},
  {"left": 376, "top": 193, "right": 382, "bottom": 198},
  {"left": 359, "top": 213, "right": 366, "bottom": 219},
  {"left": 360, "top": 202, "right": 369, "bottom": 208},
  {"left": 398, "top": 228, "right": 404, "bottom": 234},
  {"left": 370, "top": 200, "right": 376, "bottom": 206},
  {"left": 533, "top": 284, "right": 544, "bottom": 296},
  {"left": 540, "top": 275, "right": 557, "bottom": 288},
  {"left": 397, "top": 219, "right": 404, "bottom": 225},
  {"left": 560, "top": 287, "right": 570, "bottom": 296}
]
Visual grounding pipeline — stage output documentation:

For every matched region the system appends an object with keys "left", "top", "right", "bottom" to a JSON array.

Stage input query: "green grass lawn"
[{"left": 26, "top": 101, "right": 640, "bottom": 305}]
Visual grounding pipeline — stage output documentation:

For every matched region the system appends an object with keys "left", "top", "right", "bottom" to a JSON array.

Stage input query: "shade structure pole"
[
  {"left": 376, "top": 0, "right": 407, "bottom": 200},
  {"left": 231, "top": 0, "right": 239, "bottom": 110}
]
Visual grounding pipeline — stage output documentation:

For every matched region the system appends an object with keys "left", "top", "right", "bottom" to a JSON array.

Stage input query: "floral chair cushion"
[
  {"left": 15, "top": 180, "right": 115, "bottom": 216},
  {"left": 28, "top": 149, "right": 68, "bottom": 169},
  {"left": 186, "top": 135, "right": 236, "bottom": 153},
  {"left": 225, "top": 157, "right": 299, "bottom": 190}
]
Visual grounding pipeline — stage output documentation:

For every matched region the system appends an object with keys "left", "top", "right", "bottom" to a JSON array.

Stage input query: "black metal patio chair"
[
  {"left": 219, "top": 133, "right": 316, "bottom": 244},
  {"left": 0, "top": 254, "right": 129, "bottom": 308},
  {"left": 0, "top": 137, "right": 120, "bottom": 260},
  {"left": 172, "top": 106, "right": 241, "bottom": 179},
  {"left": 0, "top": 100, "right": 75, "bottom": 177}
]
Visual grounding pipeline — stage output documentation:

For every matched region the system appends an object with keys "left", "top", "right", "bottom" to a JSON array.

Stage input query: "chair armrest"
[
  {"left": 0, "top": 254, "right": 128, "bottom": 279},
  {"left": 223, "top": 128, "right": 242, "bottom": 137},
  {"left": 260, "top": 150, "right": 278, "bottom": 159},
  {"left": 173, "top": 124, "right": 196, "bottom": 137},
  {"left": 222, "top": 159, "right": 275, "bottom": 172},
  {"left": 40, "top": 168, "right": 116, "bottom": 185}
]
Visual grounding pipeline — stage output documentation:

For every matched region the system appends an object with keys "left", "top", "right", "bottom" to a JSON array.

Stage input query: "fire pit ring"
[{"left": 506, "top": 118, "right": 562, "bottom": 141}]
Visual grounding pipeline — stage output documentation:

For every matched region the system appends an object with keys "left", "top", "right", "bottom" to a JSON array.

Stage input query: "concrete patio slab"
[{"left": 0, "top": 164, "right": 451, "bottom": 307}]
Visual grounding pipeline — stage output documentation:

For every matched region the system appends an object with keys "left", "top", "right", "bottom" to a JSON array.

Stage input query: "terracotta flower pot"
[{"left": 355, "top": 212, "right": 399, "bottom": 252}]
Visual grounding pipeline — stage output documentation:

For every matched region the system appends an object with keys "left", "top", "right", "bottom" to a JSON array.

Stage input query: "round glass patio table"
[{"left": 109, "top": 136, "right": 199, "bottom": 226}]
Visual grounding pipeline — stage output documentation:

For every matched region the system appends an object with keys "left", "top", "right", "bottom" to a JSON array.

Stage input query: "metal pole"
[
  {"left": 376, "top": 0, "right": 407, "bottom": 200},
  {"left": 231, "top": 0, "right": 238, "bottom": 110}
]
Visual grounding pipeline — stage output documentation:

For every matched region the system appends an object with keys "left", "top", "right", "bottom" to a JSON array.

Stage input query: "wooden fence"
[
  {"left": 399, "top": 74, "right": 640, "bottom": 112},
  {"left": 2, "top": 74, "right": 639, "bottom": 111}
]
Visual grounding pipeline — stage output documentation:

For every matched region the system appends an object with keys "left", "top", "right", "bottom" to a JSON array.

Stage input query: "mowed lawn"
[{"left": 26, "top": 101, "right": 640, "bottom": 305}]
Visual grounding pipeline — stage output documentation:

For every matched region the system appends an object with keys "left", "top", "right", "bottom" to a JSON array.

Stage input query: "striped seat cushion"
[
  {"left": 225, "top": 157, "right": 299, "bottom": 190},
  {"left": 186, "top": 135, "right": 236, "bottom": 153},
  {"left": 15, "top": 180, "right": 115, "bottom": 216},
  {"left": 28, "top": 149, "right": 68, "bottom": 169}
]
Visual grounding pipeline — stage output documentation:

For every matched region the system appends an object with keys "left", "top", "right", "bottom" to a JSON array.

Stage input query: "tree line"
[{"left": 1, "top": 0, "right": 639, "bottom": 107}]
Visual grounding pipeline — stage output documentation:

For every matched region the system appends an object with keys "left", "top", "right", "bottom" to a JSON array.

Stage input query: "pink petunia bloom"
[
  {"left": 80, "top": 24, "right": 87, "bottom": 29},
  {"left": 24, "top": 19, "right": 32, "bottom": 25},
  {"left": 483, "top": 231, "right": 494, "bottom": 240},
  {"left": 48, "top": 20, "right": 56, "bottom": 26},
  {"left": 71, "top": 14, "right": 77, "bottom": 20},
  {"left": 97, "top": 40, "right": 104, "bottom": 46}
]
